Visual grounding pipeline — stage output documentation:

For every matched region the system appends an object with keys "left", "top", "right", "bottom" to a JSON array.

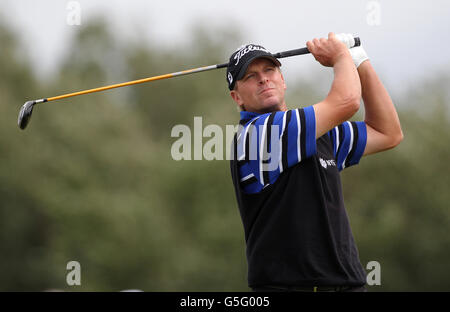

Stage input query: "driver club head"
[{"left": 18, "top": 101, "right": 35, "bottom": 130}]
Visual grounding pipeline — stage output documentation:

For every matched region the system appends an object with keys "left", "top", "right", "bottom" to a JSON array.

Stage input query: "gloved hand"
[{"left": 335, "top": 33, "right": 369, "bottom": 68}]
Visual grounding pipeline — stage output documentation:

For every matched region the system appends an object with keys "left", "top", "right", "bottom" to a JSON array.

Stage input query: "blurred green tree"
[{"left": 0, "top": 17, "right": 449, "bottom": 292}]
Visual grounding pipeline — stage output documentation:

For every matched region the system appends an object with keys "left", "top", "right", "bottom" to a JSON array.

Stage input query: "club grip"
[{"left": 272, "top": 37, "right": 361, "bottom": 59}]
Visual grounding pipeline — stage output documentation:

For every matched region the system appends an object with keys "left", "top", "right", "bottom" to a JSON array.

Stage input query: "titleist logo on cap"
[{"left": 233, "top": 45, "right": 270, "bottom": 65}]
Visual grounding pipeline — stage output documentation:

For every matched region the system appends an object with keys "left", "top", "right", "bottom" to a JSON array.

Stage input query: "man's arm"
[
  {"left": 358, "top": 61, "right": 404, "bottom": 155},
  {"left": 307, "top": 33, "right": 362, "bottom": 139}
]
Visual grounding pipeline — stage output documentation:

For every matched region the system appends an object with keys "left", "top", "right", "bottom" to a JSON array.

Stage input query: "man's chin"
[{"left": 259, "top": 98, "right": 282, "bottom": 113}]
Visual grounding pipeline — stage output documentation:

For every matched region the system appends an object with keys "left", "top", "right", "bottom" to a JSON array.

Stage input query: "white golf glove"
[{"left": 336, "top": 33, "right": 369, "bottom": 68}]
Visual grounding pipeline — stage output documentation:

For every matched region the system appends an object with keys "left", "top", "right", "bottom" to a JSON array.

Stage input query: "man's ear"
[
  {"left": 280, "top": 70, "right": 287, "bottom": 91},
  {"left": 230, "top": 90, "right": 244, "bottom": 110}
]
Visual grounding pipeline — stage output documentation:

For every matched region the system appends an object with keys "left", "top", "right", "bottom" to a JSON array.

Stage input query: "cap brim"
[{"left": 235, "top": 55, "right": 282, "bottom": 83}]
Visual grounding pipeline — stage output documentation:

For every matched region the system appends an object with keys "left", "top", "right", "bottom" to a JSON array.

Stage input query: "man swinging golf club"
[
  {"left": 228, "top": 32, "right": 403, "bottom": 292},
  {"left": 16, "top": 30, "right": 402, "bottom": 292}
]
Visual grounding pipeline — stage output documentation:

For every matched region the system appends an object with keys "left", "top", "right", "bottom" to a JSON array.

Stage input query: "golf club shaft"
[
  {"left": 45, "top": 64, "right": 225, "bottom": 103},
  {"left": 34, "top": 37, "right": 360, "bottom": 104},
  {"left": 272, "top": 37, "right": 361, "bottom": 59}
]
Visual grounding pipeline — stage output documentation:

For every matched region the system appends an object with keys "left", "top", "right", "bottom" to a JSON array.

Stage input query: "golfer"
[{"left": 228, "top": 33, "right": 403, "bottom": 292}]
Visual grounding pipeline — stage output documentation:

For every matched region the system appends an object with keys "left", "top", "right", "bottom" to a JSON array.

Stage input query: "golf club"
[{"left": 18, "top": 37, "right": 360, "bottom": 130}]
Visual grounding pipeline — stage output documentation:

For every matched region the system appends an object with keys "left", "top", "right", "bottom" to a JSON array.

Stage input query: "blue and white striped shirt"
[{"left": 235, "top": 106, "right": 367, "bottom": 193}]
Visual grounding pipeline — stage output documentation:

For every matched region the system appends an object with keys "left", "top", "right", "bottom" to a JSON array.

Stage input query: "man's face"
[{"left": 230, "top": 58, "right": 287, "bottom": 113}]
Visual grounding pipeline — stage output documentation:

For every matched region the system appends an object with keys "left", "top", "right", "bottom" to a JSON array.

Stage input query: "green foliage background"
[{"left": 0, "top": 18, "right": 449, "bottom": 291}]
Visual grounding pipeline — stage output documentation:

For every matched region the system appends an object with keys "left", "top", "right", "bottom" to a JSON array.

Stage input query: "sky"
[{"left": 2, "top": 0, "right": 450, "bottom": 96}]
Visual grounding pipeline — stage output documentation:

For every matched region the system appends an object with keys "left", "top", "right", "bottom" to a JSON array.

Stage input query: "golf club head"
[{"left": 18, "top": 101, "right": 35, "bottom": 130}]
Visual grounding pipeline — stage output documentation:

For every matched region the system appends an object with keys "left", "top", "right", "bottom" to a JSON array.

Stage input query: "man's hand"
[
  {"left": 335, "top": 33, "right": 369, "bottom": 68},
  {"left": 306, "top": 32, "right": 351, "bottom": 67},
  {"left": 310, "top": 32, "right": 361, "bottom": 139}
]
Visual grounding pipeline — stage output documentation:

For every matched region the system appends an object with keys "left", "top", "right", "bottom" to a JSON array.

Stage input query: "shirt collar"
[{"left": 240, "top": 111, "right": 261, "bottom": 121}]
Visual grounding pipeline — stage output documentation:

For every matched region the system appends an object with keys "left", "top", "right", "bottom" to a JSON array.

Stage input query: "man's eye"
[
  {"left": 266, "top": 67, "right": 275, "bottom": 72},
  {"left": 245, "top": 74, "right": 255, "bottom": 80}
]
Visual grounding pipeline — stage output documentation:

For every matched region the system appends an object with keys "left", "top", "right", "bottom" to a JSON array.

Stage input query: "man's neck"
[{"left": 245, "top": 103, "right": 287, "bottom": 114}]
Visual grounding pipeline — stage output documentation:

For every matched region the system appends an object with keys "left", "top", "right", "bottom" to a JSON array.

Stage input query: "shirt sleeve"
[
  {"left": 236, "top": 106, "right": 317, "bottom": 193},
  {"left": 327, "top": 121, "right": 367, "bottom": 171}
]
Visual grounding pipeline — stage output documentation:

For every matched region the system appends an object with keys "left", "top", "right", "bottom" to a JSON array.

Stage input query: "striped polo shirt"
[
  {"left": 230, "top": 106, "right": 368, "bottom": 288},
  {"left": 235, "top": 106, "right": 367, "bottom": 193}
]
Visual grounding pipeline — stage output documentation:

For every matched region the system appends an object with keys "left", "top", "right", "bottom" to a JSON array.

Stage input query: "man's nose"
[{"left": 258, "top": 73, "right": 269, "bottom": 84}]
